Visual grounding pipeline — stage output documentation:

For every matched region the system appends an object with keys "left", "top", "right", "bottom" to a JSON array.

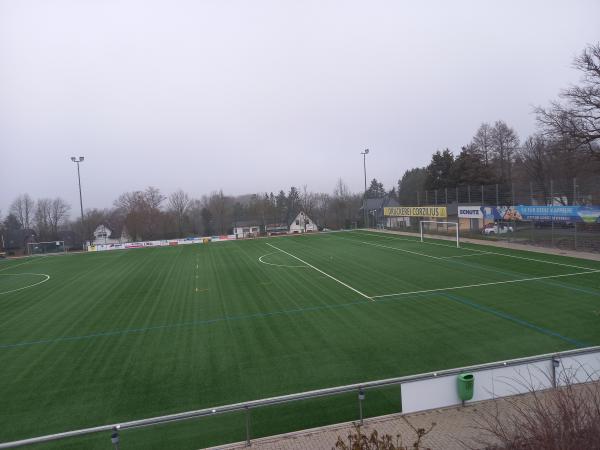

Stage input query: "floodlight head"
[
  {"left": 71, "top": 157, "right": 76, "bottom": 162},
  {"left": 364, "top": 148, "right": 369, "bottom": 154},
  {"left": 80, "top": 156, "right": 85, "bottom": 161}
]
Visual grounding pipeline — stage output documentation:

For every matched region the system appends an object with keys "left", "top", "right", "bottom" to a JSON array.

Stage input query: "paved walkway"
[
  {"left": 204, "top": 398, "right": 498, "bottom": 449},
  {"left": 205, "top": 383, "right": 596, "bottom": 450}
]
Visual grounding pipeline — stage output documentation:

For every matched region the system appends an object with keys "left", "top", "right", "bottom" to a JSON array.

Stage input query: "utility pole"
[
  {"left": 71, "top": 156, "right": 85, "bottom": 249},
  {"left": 361, "top": 149, "right": 369, "bottom": 228}
]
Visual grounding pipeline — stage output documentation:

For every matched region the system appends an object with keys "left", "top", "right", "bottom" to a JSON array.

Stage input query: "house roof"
[
  {"left": 361, "top": 196, "right": 399, "bottom": 211},
  {"left": 234, "top": 220, "right": 260, "bottom": 228},
  {"left": 289, "top": 211, "right": 315, "bottom": 227}
]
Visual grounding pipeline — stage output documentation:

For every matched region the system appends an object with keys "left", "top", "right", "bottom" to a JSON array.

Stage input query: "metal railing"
[{"left": 1, "top": 345, "right": 599, "bottom": 449}]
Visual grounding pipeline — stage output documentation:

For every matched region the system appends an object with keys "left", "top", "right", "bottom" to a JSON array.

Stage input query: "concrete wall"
[{"left": 401, "top": 350, "right": 600, "bottom": 414}]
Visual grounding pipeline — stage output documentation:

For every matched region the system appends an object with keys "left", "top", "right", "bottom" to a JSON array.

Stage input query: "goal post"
[
  {"left": 26, "top": 241, "right": 66, "bottom": 256},
  {"left": 419, "top": 221, "right": 460, "bottom": 248}
]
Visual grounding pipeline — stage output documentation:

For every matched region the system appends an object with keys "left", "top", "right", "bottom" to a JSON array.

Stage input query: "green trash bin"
[{"left": 457, "top": 373, "right": 474, "bottom": 401}]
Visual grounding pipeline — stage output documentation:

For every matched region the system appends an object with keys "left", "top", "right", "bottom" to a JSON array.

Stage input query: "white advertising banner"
[{"left": 458, "top": 206, "right": 483, "bottom": 219}]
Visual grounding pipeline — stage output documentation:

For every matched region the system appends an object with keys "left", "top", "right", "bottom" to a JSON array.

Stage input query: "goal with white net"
[
  {"left": 419, "top": 221, "right": 460, "bottom": 248},
  {"left": 27, "top": 241, "right": 66, "bottom": 256}
]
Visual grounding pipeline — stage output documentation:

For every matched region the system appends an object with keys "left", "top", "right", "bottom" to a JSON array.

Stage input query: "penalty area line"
[
  {"left": 265, "top": 242, "right": 373, "bottom": 301},
  {"left": 370, "top": 269, "right": 600, "bottom": 299}
]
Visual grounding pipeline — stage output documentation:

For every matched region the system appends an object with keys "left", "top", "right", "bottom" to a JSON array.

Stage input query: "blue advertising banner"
[{"left": 481, "top": 205, "right": 600, "bottom": 223}]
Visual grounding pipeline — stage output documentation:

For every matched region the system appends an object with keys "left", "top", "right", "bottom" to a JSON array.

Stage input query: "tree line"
[{"left": 1, "top": 179, "right": 363, "bottom": 247}]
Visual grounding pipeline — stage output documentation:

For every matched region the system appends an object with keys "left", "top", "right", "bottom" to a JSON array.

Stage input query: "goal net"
[
  {"left": 419, "top": 221, "right": 460, "bottom": 248},
  {"left": 27, "top": 241, "right": 66, "bottom": 256}
]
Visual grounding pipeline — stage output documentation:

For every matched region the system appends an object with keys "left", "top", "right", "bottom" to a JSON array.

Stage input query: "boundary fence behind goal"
[
  {"left": 1, "top": 346, "right": 598, "bottom": 449},
  {"left": 26, "top": 241, "right": 66, "bottom": 256}
]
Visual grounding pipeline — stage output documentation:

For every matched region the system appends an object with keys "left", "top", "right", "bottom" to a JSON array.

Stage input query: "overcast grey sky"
[{"left": 1, "top": 0, "right": 599, "bottom": 214}]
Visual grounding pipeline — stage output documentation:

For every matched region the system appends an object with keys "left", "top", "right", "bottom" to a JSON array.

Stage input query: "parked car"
[{"left": 482, "top": 223, "right": 514, "bottom": 235}]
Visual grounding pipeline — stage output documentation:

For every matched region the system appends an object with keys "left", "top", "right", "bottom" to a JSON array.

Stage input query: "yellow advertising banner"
[{"left": 384, "top": 206, "right": 447, "bottom": 218}]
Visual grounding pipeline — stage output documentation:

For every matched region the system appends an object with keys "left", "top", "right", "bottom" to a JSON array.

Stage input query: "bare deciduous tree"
[
  {"left": 300, "top": 185, "right": 316, "bottom": 216},
  {"left": 34, "top": 198, "right": 52, "bottom": 240},
  {"left": 49, "top": 198, "right": 71, "bottom": 238},
  {"left": 490, "top": 120, "right": 519, "bottom": 182},
  {"left": 535, "top": 43, "right": 600, "bottom": 156},
  {"left": 472, "top": 122, "right": 494, "bottom": 166},
  {"left": 9, "top": 194, "right": 35, "bottom": 230},
  {"left": 168, "top": 189, "right": 191, "bottom": 237}
]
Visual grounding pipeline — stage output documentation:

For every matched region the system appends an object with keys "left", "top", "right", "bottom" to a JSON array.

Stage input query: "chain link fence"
[{"left": 392, "top": 176, "right": 600, "bottom": 253}]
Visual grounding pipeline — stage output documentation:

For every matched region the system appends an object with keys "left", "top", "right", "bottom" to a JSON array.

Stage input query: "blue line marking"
[
  {"left": 441, "top": 292, "right": 588, "bottom": 348},
  {"left": 0, "top": 299, "right": 370, "bottom": 349}
]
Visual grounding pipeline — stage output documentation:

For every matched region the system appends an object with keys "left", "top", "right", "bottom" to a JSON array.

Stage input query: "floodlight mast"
[
  {"left": 71, "top": 156, "right": 85, "bottom": 249},
  {"left": 361, "top": 149, "right": 369, "bottom": 228}
]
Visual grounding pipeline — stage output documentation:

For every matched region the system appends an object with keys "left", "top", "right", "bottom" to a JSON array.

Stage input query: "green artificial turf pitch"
[{"left": 1, "top": 230, "right": 599, "bottom": 448}]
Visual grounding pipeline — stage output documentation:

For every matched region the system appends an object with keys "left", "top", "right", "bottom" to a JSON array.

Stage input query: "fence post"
[
  {"left": 456, "top": 186, "right": 459, "bottom": 204},
  {"left": 245, "top": 407, "right": 251, "bottom": 447},
  {"left": 445, "top": 187, "right": 448, "bottom": 205},
  {"left": 481, "top": 185, "right": 484, "bottom": 204},
  {"left": 468, "top": 185, "right": 471, "bottom": 203},
  {"left": 435, "top": 190, "right": 438, "bottom": 205},
  {"left": 425, "top": 190, "right": 428, "bottom": 204},
  {"left": 550, "top": 180, "right": 554, "bottom": 247},
  {"left": 417, "top": 191, "right": 420, "bottom": 206},
  {"left": 511, "top": 183, "right": 515, "bottom": 206},
  {"left": 573, "top": 178, "right": 578, "bottom": 250},
  {"left": 358, "top": 388, "right": 365, "bottom": 425},
  {"left": 530, "top": 181, "right": 534, "bottom": 205},
  {"left": 495, "top": 184, "right": 499, "bottom": 206}
]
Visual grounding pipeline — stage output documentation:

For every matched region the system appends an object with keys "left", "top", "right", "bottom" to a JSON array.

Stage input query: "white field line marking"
[
  {"left": 258, "top": 252, "right": 308, "bottom": 268},
  {"left": 353, "top": 230, "right": 597, "bottom": 271},
  {"left": 0, "top": 257, "right": 44, "bottom": 273},
  {"left": 0, "top": 273, "right": 51, "bottom": 295},
  {"left": 440, "top": 252, "right": 494, "bottom": 259},
  {"left": 371, "top": 269, "right": 600, "bottom": 299},
  {"left": 339, "top": 237, "right": 444, "bottom": 261},
  {"left": 265, "top": 242, "right": 372, "bottom": 300},
  {"left": 353, "top": 230, "right": 475, "bottom": 251}
]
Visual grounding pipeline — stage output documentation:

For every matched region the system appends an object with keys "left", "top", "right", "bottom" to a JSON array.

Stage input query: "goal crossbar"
[{"left": 419, "top": 221, "right": 460, "bottom": 248}]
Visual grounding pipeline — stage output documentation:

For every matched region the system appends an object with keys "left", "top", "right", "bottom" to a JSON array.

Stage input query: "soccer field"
[{"left": 1, "top": 230, "right": 600, "bottom": 448}]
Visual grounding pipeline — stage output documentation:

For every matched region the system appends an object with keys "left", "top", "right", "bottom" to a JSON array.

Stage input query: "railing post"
[
  {"left": 110, "top": 426, "right": 120, "bottom": 450},
  {"left": 245, "top": 406, "right": 251, "bottom": 447},
  {"left": 552, "top": 357, "right": 560, "bottom": 388},
  {"left": 358, "top": 388, "right": 365, "bottom": 425},
  {"left": 550, "top": 180, "right": 554, "bottom": 247}
]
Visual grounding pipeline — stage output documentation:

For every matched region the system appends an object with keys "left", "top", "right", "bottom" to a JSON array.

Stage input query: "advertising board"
[
  {"left": 384, "top": 206, "right": 447, "bottom": 218},
  {"left": 458, "top": 206, "right": 483, "bottom": 219}
]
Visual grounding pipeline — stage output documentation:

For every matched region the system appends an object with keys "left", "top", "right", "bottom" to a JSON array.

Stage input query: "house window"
[{"left": 296, "top": 220, "right": 300, "bottom": 225}]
